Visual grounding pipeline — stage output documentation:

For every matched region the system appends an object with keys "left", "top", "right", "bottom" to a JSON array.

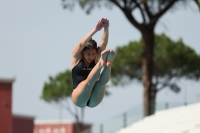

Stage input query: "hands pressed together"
[{"left": 95, "top": 18, "right": 109, "bottom": 31}]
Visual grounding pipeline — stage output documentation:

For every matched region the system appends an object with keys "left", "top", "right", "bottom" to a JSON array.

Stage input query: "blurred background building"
[
  {"left": 0, "top": 78, "right": 34, "bottom": 133},
  {"left": 34, "top": 120, "right": 91, "bottom": 133},
  {"left": 0, "top": 78, "right": 91, "bottom": 133}
]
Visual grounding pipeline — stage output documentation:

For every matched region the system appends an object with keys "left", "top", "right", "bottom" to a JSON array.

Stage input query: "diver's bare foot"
[
  {"left": 100, "top": 49, "right": 109, "bottom": 66},
  {"left": 106, "top": 50, "right": 116, "bottom": 66}
]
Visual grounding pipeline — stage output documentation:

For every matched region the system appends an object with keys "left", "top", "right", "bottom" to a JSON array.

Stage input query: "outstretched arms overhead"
[
  {"left": 72, "top": 18, "right": 105, "bottom": 58},
  {"left": 98, "top": 18, "right": 109, "bottom": 53}
]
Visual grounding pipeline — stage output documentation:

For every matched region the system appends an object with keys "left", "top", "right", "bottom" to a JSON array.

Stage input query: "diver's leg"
[
  {"left": 71, "top": 50, "right": 109, "bottom": 107},
  {"left": 87, "top": 50, "right": 116, "bottom": 107}
]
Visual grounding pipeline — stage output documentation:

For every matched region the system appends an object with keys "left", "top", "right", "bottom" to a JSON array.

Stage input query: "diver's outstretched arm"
[
  {"left": 72, "top": 18, "right": 104, "bottom": 58},
  {"left": 96, "top": 18, "right": 109, "bottom": 62}
]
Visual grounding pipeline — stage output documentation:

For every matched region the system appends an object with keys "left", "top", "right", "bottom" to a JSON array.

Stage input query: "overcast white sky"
[{"left": 1, "top": 0, "right": 200, "bottom": 124}]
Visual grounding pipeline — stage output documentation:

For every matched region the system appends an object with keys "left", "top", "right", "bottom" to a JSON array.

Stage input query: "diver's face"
[{"left": 82, "top": 48, "right": 97, "bottom": 64}]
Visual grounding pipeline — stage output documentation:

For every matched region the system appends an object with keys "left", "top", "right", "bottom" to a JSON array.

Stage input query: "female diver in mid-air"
[{"left": 71, "top": 18, "right": 116, "bottom": 108}]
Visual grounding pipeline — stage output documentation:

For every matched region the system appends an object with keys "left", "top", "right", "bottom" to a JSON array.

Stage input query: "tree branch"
[
  {"left": 135, "top": 1, "right": 146, "bottom": 24},
  {"left": 194, "top": 0, "right": 200, "bottom": 11},
  {"left": 157, "top": 74, "right": 173, "bottom": 92},
  {"left": 143, "top": 1, "right": 153, "bottom": 19},
  {"left": 65, "top": 106, "right": 77, "bottom": 117},
  {"left": 74, "top": 103, "right": 79, "bottom": 120},
  {"left": 153, "top": 0, "right": 178, "bottom": 21},
  {"left": 157, "top": 80, "right": 170, "bottom": 92},
  {"left": 124, "top": 0, "right": 127, "bottom": 8},
  {"left": 64, "top": 100, "right": 77, "bottom": 118},
  {"left": 109, "top": 0, "right": 123, "bottom": 10},
  {"left": 153, "top": 75, "right": 159, "bottom": 86},
  {"left": 109, "top": 0, "right": 141, "bottom": 30}
]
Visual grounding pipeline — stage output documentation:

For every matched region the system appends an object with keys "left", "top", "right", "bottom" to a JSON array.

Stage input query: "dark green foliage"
[
  {"left": 154, "top": 34, "right": 200, "bottom": 80},
  {"left": 169, "top": 84, "right": 181, "bottom": 93},
  {"left": 111, "top": 40, "right": 143, "bottom": 85},
  {"left": 41, "top": 70, "right": 73, "bottom": 102},
  {"left": 111, "top": 33, "right": 200, "bottom": 92}
]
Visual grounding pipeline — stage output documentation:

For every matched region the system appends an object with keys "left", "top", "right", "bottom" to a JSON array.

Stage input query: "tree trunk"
[{"left": 141, "top": 26, "right": 156, "bottom": 117}]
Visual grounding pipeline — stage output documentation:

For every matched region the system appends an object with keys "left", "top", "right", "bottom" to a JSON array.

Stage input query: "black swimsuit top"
[{"left": 72, "top": 59, "right": 96, "bottom": 89}]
